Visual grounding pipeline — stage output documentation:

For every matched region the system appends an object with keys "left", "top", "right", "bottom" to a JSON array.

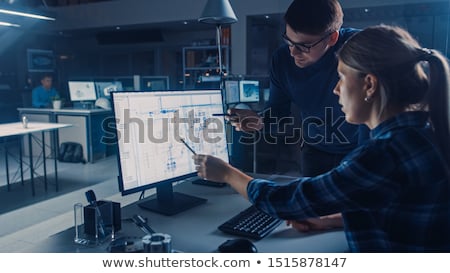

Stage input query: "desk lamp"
[{"left": 198, "top": 0, "right": 238, "bottom": 76}]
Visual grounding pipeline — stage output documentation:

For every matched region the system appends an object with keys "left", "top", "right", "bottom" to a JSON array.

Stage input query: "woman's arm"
[{"left": 193, "top": 154, "right": 253, "bottom": 199}]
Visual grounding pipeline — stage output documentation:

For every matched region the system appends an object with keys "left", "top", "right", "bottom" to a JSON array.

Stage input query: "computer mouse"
[{"left": 218, "top": 239, "right": 257, "bottom": 253}]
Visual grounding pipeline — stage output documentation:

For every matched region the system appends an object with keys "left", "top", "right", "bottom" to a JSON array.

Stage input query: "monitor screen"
[
  {"left": 68, "top": 81, "right": 97, "bottom": 101},
  {"left": 239, "top": 80, "right": 260, "bottom": 103},
  {"left": 141, "top": 76, "right": 169, "bottom": 91},
  {"left": 111, "top": 89, "right": 229, "bottom": 215},
  {"left": 224, "top": 80, "right": 240, "bottom": 104},
  {"left": 95, "top": 81, "right": 124, "bottom": 97}
]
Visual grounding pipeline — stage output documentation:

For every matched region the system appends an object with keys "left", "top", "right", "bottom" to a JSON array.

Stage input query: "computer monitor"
[
  {"left": 111, "top": 89, "right": 229, "bottom": 215},
  {"left": 68, "top": 81, "right": 97, "bottom": 101},
  {"left": 239, "top": 80, "right": 260, "bottom": 103},
  {"left": 141, "top": 76, "right": 169, "bottom": 91},
  {"left": 95, "top": 81, "right": 124, "bottom": 97},
  {"left": 224, "top": 80, "right": 240, "bottom": 104}
]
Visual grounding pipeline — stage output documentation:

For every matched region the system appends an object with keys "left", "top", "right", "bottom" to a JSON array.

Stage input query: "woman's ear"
[{"left": 364, "top": 73, "right": 378, "bottom": 98}]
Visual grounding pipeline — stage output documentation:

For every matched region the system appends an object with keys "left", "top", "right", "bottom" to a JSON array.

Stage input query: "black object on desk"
[
  {"left": 218, "top": 205, "right": 282, "bottom": 240},
  {"left": 131, "top": 214, "right": 156, "bottom": 235},
  {"left": 84, "top": 190, "right": 121, "bottom": 236},
  {"left": 218, "top": 239, "right": 257, "bottom": 253},
  {"left": 192, "top": 179, "right": 227, "bottom": 187},
  {"left": 108, "top": 236, "right": 144, "bottom": 253}
]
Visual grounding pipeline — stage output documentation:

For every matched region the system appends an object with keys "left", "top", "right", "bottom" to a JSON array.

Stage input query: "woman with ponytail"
[{"left": 193, "top": 25, "right": 450, "bottom": 252}]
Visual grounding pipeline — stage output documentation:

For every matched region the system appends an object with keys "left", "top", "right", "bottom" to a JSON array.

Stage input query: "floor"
[{"left": 0, "top": 139, "right": 144, "bottom": 252}]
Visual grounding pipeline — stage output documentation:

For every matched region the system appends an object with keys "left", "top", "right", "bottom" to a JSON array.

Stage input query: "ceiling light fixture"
[
  {"left": 0, "top": 8, "right": 55, "bottom": 21},
  {"left": 0, "top": 21, "right": 20, "bottom": 27}
]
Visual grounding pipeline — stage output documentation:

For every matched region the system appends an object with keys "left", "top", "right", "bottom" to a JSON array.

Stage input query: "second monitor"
[
  {"left": 224, "top": 79, "right": 260, "bottom": 104},
  {"left": 239, "top": 80, "right": 260, "bottom": 103}
]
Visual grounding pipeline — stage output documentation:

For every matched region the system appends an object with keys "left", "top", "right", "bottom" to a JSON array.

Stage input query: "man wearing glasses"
[{"left": 228, "top": 0, "right": 368, "bottom": 231}]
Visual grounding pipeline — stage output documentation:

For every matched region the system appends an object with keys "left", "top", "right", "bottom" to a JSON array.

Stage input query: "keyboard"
[{"left": 218, "top": 205, "right": 282, "bottom": 240}]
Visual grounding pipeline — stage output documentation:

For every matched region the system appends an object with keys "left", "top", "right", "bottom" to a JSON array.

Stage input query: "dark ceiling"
[{"left": 0, "top": 0, "right": 114, "bottom": 7}]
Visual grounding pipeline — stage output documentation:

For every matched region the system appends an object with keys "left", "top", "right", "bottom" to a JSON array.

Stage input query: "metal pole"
[{"left": 216, "top": 24, "right": 223, "bottom": 76}]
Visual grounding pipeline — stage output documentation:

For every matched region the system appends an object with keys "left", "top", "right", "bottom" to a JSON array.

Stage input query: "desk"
[
  {"left": 0, "top": 122, "right": 71, "bottom": 196},
  {"left": 17, "top": 108, "right": 113, "bottom": 163},
  {"left": 23, "top": 176, "right": 348, "bottom": 252}
]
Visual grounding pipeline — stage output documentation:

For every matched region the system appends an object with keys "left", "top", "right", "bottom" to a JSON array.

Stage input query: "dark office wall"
[
  {"left": 0, "top": 30, "right": 62, "bottom": 123},
  {"left": 50, "top": 28, "right": 215, "bottom": 91}
]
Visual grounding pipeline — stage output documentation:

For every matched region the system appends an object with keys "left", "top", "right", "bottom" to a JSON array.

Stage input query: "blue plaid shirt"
[{"left": 248, "top": 111, "right": 449, "bottom": 252}]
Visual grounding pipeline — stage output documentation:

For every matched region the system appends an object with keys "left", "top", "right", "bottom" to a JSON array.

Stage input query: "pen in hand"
[
  {"left": 212, "top": 113, "right": 238, "bottom": 117},
  {"left": 179, "top": 137, "right": 197, "bottom": 155}
]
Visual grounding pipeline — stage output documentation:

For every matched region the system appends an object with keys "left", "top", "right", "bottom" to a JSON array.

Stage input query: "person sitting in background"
[
  {"left": 194, "top": 25, "right": 450, "bottom": 252},
  {"left": 32, "top": 74, "right": 59, "bottom": 108}
]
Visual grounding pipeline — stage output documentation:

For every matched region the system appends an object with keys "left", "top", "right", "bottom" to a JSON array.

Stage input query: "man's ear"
[
  {"left": 364, "top": 73, "right": 378, "bottom": 98},
  {"left": 327, "top": 31, "right": 339, "bottom": 47}
]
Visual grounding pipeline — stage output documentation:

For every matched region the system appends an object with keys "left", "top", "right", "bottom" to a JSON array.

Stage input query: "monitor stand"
[
  {"left": 73, "top": 101, "right": 94, "bottom": 109},
  {"left": 138, "top": 183, "right": 207, "bottom": 216},
  {"left": 192, "top": 179, "right": 227, "bottom": 188}
]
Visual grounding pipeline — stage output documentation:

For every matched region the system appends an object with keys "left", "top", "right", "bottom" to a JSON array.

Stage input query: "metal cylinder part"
[
  {"left": 22, "top": 116, "right": 28, "bottom": 129},
  {"left": 142, "top": 233, "right": 172, "bottom": 253}
]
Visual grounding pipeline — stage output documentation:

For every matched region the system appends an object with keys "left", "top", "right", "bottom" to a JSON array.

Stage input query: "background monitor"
[
  {"left": 141, "top": 76, "right": 169, "bottom": 91},
  {"left": 224, "top": 80, "right": 240, "bottom": 104},
  {"left": 111, "top": 89, "right": 229, "bottom": 215},
  {"left": 239, "top": 80, "right": 260, "bottom": 103},
  {"left": 68, "top": 81, "right": 97, "bottom": 101},
  {"left": 95, "top": 81, "right": 124, "bottom": 97}
]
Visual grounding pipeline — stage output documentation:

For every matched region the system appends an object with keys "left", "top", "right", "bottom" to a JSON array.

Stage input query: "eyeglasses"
[{"left": 282, "top": 32, "right": 333, "bottom": 53}]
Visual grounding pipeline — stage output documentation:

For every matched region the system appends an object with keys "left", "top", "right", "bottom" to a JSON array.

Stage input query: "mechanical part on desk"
[
  {"left": 108, "top": 236, "right": 144, "bottom": 253},
  {"left": 142, "top": 233, "right": 172, "bottom": 253},
  {"left": 131, "top": 214, "right": 156, "bottom": 235}
]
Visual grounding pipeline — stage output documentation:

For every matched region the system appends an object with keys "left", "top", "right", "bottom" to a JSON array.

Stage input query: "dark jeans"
[{"left": 300, "top": 144, "right": 346, "bottom": 177}]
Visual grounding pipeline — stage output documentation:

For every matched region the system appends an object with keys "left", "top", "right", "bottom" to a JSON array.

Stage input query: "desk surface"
[
  {"left": 18, "top": 107, "right": 111, "bottom": 115},
  {"left": 0, "top": 122, "right": 72, "bottom": 138},
  {"left": 23, "top": 175, "right": 348, "bottom": 253}
]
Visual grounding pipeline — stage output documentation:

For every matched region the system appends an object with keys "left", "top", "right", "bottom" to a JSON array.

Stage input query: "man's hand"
[
  {"left": 286, "top": 213, "right": 344, "bottom": 232},
  {"left": 227, "top": 108, "right": 263, "bottom": 132}
]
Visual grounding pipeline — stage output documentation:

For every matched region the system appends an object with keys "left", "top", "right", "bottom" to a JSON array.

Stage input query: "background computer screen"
[
  {"left": 68, "top": 81, "right": 97, "bottom": 101},
  {"left": 239, "top": 80, "right": 260, "bottom": 103},
  {"left": 141, "top": 76, "right": 169, "bottom": 91},
  {"left": 224, "top": 80, "right": 240, "bottom": 104},
  {"left": 112, "top": 89, "right": 229, "bottom": 215},
  {"left": 95, "top": 81, "right": 124, "bottom": 97}
]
